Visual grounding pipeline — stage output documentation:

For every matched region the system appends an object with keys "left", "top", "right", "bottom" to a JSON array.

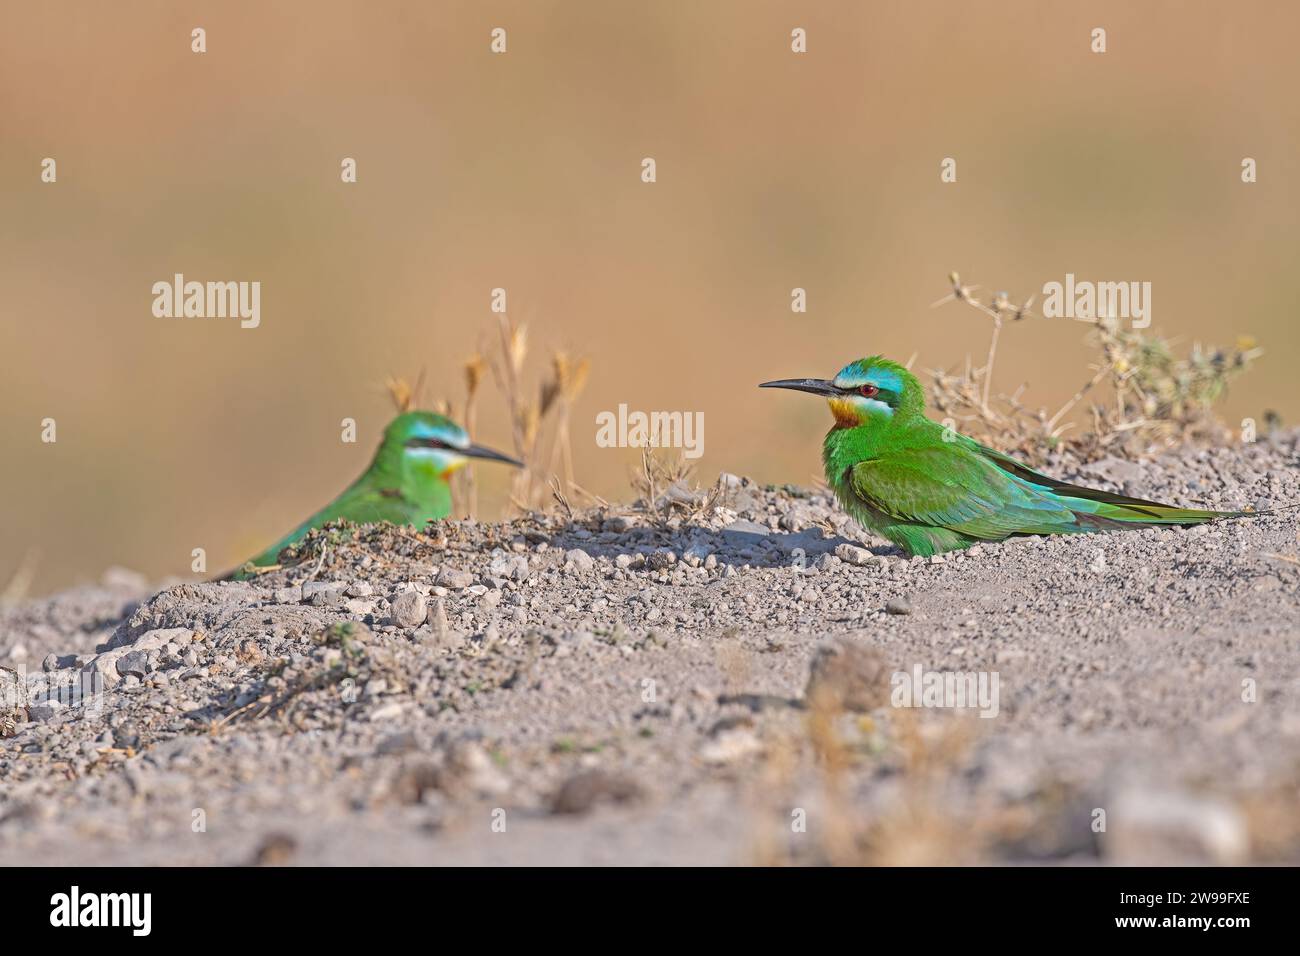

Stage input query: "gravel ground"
[{"left": 2, "top": 435, "right": 1299, "bottom": 866}]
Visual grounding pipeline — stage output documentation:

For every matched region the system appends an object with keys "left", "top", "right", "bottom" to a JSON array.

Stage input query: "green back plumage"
[{"left": 240, "top": 411, "right": 467, "bottom": 572}]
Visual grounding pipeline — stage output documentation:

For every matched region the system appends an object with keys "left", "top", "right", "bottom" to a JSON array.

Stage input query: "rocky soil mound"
[{"left": 2, "top": 436, "right": 1298, "bottom": 865}]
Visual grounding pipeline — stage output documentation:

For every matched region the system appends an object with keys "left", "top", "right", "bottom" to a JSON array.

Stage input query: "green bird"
[
  {"left": 235, "top": 411, "right": 520, "bottom": 575},
  {"left": 761, "top": 356, "right": 1248, "bottom": 557}
]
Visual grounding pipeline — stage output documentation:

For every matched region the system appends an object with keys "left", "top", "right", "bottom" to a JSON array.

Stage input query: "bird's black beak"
[
  {"left": 759, "top": 378, "right": 840, "bottom": 397},
  {"left": 464, "top": 443, "right": 524, "bottom": 467}
]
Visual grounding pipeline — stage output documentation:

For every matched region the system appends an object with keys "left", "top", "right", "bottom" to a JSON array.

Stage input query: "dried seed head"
[
  {"left": 386, "top": 376, "right": 415, "bottom": 413},
  {"left": 539, "top": 378, "right": 560, "bottom": 417},
  {"left": 507, "top": 324, "right": 528, "bottom": 375},
  {"left": 464, "top": 354, "right": 486, "bottom": 396},
  {"left": 521, "top": 403, "right": 540, "bottom": 445},
  {"left": 567, "top": 357, "right": 591, "bottom": 399}
]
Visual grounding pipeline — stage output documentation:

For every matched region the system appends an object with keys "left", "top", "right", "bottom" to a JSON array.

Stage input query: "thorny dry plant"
[
  {"left": 392, "top": 315, "right": 592, "bottom": 518},
  {"left": 384, "top": 371, "right": 427, "bottom": 415},
  {"left": 929, "top": 272, "right": 1264, "bottom": 462},
  {"left": 407, "top": 315, "right": 728, "bottom": 524},
  {"left": 629, "top": 441, "right": 730, "bottom": 523},
  {"left": 482, "top": 315, "right": 591, "bottom": 514}
]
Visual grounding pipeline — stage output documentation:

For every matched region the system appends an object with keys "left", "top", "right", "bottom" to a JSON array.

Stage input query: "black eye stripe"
[
  {"left": 839, "top": 384, "right": 898, "bottom": 404},
  {"left": 405, "top": 437, "right": 451, "bottom": 449}
]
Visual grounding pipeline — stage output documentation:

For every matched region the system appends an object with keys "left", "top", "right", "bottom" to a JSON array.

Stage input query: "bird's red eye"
[{"left": 859, "top": 384, "right": 879, "bottom": 398}]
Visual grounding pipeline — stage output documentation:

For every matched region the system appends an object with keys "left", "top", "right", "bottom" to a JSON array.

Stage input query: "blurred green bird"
[
  {"left": 761, "top": 356, "right": 1248, "bottom": 557},
  {"left": 234, "top": 411, "right": 520, "bottom": 577}
]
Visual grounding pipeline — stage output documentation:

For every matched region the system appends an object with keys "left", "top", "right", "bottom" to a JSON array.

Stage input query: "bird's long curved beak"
[
  {"left": 464, "top": 443, "right": 524, "bottom": 467},
  {"left": 759, "top": 378, "right": 839, "bottom": 397}
]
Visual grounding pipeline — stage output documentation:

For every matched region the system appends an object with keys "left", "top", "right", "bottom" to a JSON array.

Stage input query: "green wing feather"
[
  {"left": 842, "top": 442, "right": 1237, "bottom": 557},
  {"left": 847, "top": 447, "right": 1081, "bottom": 540},
  {"left": 241, "top": 483, "right": 428, "bottom": 572},
  {"left": 967, "top": 441, "right": 1242, "bottom": 524}
]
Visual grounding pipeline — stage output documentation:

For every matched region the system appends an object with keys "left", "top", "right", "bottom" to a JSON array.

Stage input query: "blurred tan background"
[{"left": 2, "top": 0, "right": 1297, "bottom": 596}]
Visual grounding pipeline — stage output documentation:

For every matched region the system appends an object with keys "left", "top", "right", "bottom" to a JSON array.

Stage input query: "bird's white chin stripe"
[{"left": 405, "top": 447, "right": 465, "bottom": 470}]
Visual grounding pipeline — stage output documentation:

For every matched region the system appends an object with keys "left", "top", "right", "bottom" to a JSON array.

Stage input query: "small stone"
[
  {"left": 551, "top": 770, "right": 642, "bottom": 814},
  {"left": 489, "top": 554, "right": 529, "bottom": 582},
  {"left": 682, "top": 547, "right": 705, "bottom": 568},
  {"left": 885, "top": 598, "right": 912, "bottom": 616},
  {"left": 699, "top": 727, "right": 763, "bottom": 765},
  {"left": 805, "top": 637, "right": 890, "bottom": 712},
  {"left": 835, "top": 543, "right": 874, "bottom": 566},
  {"left": 368, "top": 701, "right": 408, "bottom": 721},
  {"left": 722, "top": 519, "right": 769, "bottom": 537},
  {"left": 116, "top": 650, "right": 151, "bottom": 678},
  {"left": 345, "top": 581, "right": 374, "bottom": 598},
  {"left": 428, "top": 596, "right": 451, "bottom": 633},
  {"left": 647, "top": 549, "right": 677, "bottom": 570},
  {"left": 28, "top": 699, "right": 64, "bottom": 722},
  {"left": 83, "top": 652, "right": 124, "bottom": 690},
  {"left": 113, "top": 722, "right": 141, "bottom": 750},
  {"left": 436, "top": 568, "right": 474, "bottom": 590},
  {"left": 301, "top": 581, "right": 342, "bottom": 603},
  {"left": 136, "top": 628, "right": 193, "bottom": 652},
  {"left": 389, "top": 590, "right": 428, "bottom": 629},
  {"left": 564, "top": 549, "right": 595, "bottom": 572}
]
